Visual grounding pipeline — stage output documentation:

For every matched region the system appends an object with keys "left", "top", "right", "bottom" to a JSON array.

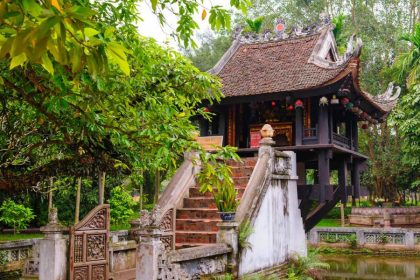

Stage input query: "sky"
[{"left": 136, "top": 1, "right": 232, "bottom": 49}]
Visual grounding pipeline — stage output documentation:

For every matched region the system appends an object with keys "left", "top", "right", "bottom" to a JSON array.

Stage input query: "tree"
[
  {"left": 0, "top": 0, "right": 250, "bottom": 193},
  {"left": 108, "top": 186, "right": 137, "bottom": 226},
  {"left": 0, "top": 199, "right": 35, "bottom": 233},
  {"left": 389, "top": 24, "right": 420, "bottom": 191}
]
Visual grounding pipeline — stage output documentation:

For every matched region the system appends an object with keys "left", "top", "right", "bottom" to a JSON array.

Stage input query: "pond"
[{"left": 321, "top": 254, "right": 420, "bottom": 279}]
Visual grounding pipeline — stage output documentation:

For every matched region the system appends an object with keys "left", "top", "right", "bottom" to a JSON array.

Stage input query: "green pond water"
[{"left": 321, "top": 254, "right": 420, "bottom": 280}]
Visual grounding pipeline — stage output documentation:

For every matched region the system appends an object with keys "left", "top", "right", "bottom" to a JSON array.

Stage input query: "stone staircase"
[{"left": 175, "top": 157, "right": 257, "bottom": 249}]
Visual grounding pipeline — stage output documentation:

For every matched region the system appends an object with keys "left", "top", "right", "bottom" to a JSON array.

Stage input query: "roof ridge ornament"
[
  {"left": 375, "top": 82, "right": 401, "bottom": 103},
  {"left": 345, "top": 34, "right": 363, "bottom": 60}
]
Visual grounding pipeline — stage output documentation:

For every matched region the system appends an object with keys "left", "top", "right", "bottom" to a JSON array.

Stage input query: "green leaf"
[
  {"left": 41, "top": 53, "right": 54, "bottom": 74},
  {"left": 22, "top": 0, "right": 43, "bottom": 17},
  {"left": 84, "top": 27, "right": 100, "bottom": 37},
  {"left": 150, "top": 0, "right": 158, "bottom": 11},
  {"left": 105, "top": 42, "right": 130, "bottom": 75},
  {"left": 10, "top": 52, "right": 27, "bottom": 69}
]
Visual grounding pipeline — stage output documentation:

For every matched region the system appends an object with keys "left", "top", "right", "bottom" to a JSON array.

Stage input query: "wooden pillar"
[
  {"left": 351, "top": 160, "right": 361, "bottom": 201},
  {"left": 338, "top": 159, "right": 347, "bottom": 204},
  {"left": 75, "top": 177, "right": 81, "bottom": 224},
  {"left": 351, "top": 116, "right": 358, "bottom": 150},
  {"left": 98, "top": 171, "right": 105, "bottom": 205},
  {"left": 227, "top": 105, "right": 236, "bottom": 146},
  {"left": 318, "top": 149, "right": 330, "bottom": 202},
  {"left": 295, "top": 107, "right": 303, "bottom": 145},
  {"left": 318, "top": 105, "right": 329, "bottom": 144}
]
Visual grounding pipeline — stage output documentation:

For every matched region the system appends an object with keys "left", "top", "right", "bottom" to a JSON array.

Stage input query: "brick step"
[
  {"left": 233, "top": 176, "right": 251, "bottom": 186},
  {"left": 175, "top": 243, "right": 211, "bottom": 250},
  {"left": 176, "top": 208, "right": 219, "bottom": 219},
  {"left": 175, "top": 218, "right": 221, "bottom": 232},
  {"left": 231, "top": 166, "right": 254, "bottom": 177},
  {"left": 226, "top": 157, "right": 257, "bottom": 167},
  {"left": 175, "top": 231, "right": 217, "bottom": 244},
  {"left": 189, "top": 187, "right": 246, "bottom": 198},
  {"left": 183, "top": 197, "right": 216, "bottom": 208}
]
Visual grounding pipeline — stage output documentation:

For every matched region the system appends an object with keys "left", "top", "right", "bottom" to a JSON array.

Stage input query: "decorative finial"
[
  {"left": 274, "top": 19, "right": 286, "bottom": 38},
  {"left": 260, "top": 124, "right": 274, "bottom": 139},
  {"left": 48, "top": 207, "right": 58, "bottom": 224}
]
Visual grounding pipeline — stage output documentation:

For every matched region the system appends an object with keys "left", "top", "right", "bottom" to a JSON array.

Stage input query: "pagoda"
[{"left": 199, "top": 20, "right": 399, "bottom": 230}]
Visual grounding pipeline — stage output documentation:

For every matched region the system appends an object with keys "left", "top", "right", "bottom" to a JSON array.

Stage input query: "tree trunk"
[
  {"left": 48, "top": 177, "right": 53, "bottom": 209},
  {"left": 75, "top": 177, "right": 82, "bottom": 224},
  {"left": 153, "top": 170, "right": 160, "bottom": 204},
  {"left": 98, "top": 171, "right": 105, "bottom": 205}
]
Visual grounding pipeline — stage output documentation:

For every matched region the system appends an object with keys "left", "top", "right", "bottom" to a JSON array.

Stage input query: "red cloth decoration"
[{"left": 341, "top": 97, "right": 350, "bottom": 105}]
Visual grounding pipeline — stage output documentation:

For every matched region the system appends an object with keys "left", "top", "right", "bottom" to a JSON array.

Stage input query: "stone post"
[
  {"left": 405, "top": 230, "right": 415, "bottom": 249},
  {"left": 356, "top": 229, "right": 365, "bottom": 245},
  {"left": 136, "top": 226, "right": 162, "bottom": 280},
  {"left": 39, "top": 208, "right": 68, "bottom": 280},
  {"left": 217, "top": 222, "right": 239, "bottom": 275},
  {"left": 383, "top": 212, "right": 391, "bottom": 228},
  {"left": 133, "top": 208, "right": 163, "bottom": 280},
  {"left": 259, "top": 124, "right": 275, "bottom": 157}
]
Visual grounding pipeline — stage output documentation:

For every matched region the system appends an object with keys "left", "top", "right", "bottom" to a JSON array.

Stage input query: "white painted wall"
[{"left": 238, "top": 155, "right": 306, "bottom": 275}]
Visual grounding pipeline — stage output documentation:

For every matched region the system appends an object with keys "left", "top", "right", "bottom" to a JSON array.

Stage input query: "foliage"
[
  {"left": 324, "top": 206, "right": 351, "bottom": 219},
  {"left": 378, "top": 234, "right": 389, "bottom": 245},
  {"left": 244, "top": 17, "right": 265, "bottom": 33},
  {"left": 108, "top": 186, "right": 138, "bottom": 226},
  {"left": 0, "top": 200, "right": 35, "bottom": 233},
  {"left": 0, "top": 0, "right": 251, "bottom": 199},
  {"left": 212, "top": 273, "right": 233, "bottom": 280},
  {"left": 212, "top": 181, "right": 239, "bottom": 213},
  {"left": 238, "top": 219, "right": 254, "bottom": 252},
  {"left": 0, "top": 250, "right": 8, "bottom": 265},
  {"left": 287, "top": 250, "right": 330, "bottom": 280},
  {"left": 183, "top": 32, "right": 232, "bottom": 71},
  {"left": 347, "top": 234, "right": 357, "bottom": 249},
  {"left": 315, "top": 219, "right": 342, "bottom": 228},
  {"left": 390, "top": 24, "right": 420, "bottom": 88},
  {"left": 196, "top": 146, "right": 241, "bottom": 194}
]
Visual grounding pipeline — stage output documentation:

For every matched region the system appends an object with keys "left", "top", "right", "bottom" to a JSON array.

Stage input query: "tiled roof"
[{"left": 217, "top": 34, "right": 347, "bottom": 97}]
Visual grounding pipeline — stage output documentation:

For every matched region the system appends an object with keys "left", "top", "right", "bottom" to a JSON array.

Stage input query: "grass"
[
  {"left": 110, "top": 224, "right": 131, "bottom": 231},
  {"left": 0, "top": 233, "right": 43, "bottom": 242},
  {"left": 316, "top": 219, "right": 344, "bottom": 227}
]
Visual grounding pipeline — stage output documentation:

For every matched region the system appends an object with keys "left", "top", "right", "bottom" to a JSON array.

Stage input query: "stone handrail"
[
  {"left": 156, "top": 152, "right": 199, "bottom": 219},
  {"left": 309, "top": 227, "right": 420, "bottom": 248},
  {"left": 131, "top": 152, "right": 199, "bottom": 250},
  {"left": 234, "top": 151, "right": 271, "bottom": 224}
]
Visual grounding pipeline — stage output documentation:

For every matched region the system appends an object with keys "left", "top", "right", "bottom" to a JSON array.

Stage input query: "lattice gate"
[{"left": 69, "top": 204, "right": 110, "bottom": 280}]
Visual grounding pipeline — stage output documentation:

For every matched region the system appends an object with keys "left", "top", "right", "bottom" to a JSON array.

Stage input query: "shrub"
[
  {"left": 0, "top": 200, "right": 35, "bottom": 234},
  {"left": 108, "top": 186, "right": 138, "bottom": 225},
  {"left": 288, "top": 250, "right": 330, "bottom": 280},
  {"left": 238, "top": 220, "right": 254, "bottom": 252},
  {"left": 347, "top": 234, "right": 357, "bottom": 248}
]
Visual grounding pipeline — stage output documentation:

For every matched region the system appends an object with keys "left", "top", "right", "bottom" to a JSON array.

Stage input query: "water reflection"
[{"left": 321, "top": 254, "right": 420, "bottom": 279}]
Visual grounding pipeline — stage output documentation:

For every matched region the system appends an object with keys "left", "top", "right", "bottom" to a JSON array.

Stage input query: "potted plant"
[{"left": 213, "top": 181, "right": 239, "bottom": 221}]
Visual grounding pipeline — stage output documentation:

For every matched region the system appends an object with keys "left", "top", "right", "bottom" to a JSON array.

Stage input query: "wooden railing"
[
  {"left": 304, "top": 127, "right": 317, "bottom": 138},
  {"left": 332, "top": 132, "right": 350, "bottom": 148}
]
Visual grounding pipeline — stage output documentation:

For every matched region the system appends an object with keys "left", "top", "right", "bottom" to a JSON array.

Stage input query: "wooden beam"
[
  {"left": 318, "top": 105, "right": 329, "bottom": 144},
  {"left": 295, "top": 107, "right": 303, "bottom": 145}
]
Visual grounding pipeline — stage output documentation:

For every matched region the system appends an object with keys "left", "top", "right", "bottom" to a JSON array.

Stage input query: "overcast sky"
[{"left": 136, "top": 1, "right": 232, "bottom": 49}]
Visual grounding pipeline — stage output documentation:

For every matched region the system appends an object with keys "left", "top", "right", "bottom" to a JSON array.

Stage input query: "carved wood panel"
[{"left": 69, "top": 204, "right": 110, "bottom": 280}]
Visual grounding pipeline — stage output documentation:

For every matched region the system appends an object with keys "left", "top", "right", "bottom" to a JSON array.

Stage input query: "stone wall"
[
  {"left": 309, "top": 227, "right": 420, "bottom": 250},
  {"left": 0, "top": 238, "right": 40, "bottom": 279},
  {"left": 349, "top": 207, "right": 420, "bottom": 227}
]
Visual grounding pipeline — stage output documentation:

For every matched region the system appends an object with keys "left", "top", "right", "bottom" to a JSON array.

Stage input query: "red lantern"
[
  {"left": 341, "top": 97, "right": 350, "bottom": 105},
  {"left": 271, "top": 101, "right": 276, "bottom": 107},
  {"left": 204, "top": 107, "right": 210, "bottom": 112},
  {"left": 295, "top": 99, "right": 303, "bottom": 108},
  {"left": 287, "top": 104, "right": 294, "bottom": 111}
]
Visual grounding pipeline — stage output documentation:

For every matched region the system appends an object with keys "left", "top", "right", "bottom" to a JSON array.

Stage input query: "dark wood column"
[
  {"left": 351, "top": 160, "right": 361, "bottom": 203},
  {"left": 295, "top": 107, "right": 303, "bottom": 145},
  {"left": 318, "top": 149, "right": 331, "bottom": 202},
  {"left": 218, "top": 108, "right": 227, "bottom": 144},
  {"left": 351, "top": 116, "right": 358, "bottom": 150},
  {"left": 338, "top": 159, "right": 348, "bottom": 204},
  {"left": 318, "top": 105, "right": 329, "bottom": 144}
]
